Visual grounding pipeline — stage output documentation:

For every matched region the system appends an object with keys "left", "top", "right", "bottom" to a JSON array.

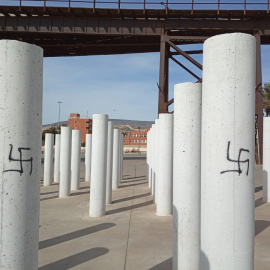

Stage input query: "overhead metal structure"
[{"left": 0, "top": 0, "right": 269, "bottom": 164}]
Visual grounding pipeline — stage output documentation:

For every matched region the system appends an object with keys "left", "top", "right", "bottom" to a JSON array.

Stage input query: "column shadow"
[
  {"left": 38, "top": 247, "right": 109, "bottom": 270},
  {"left": 255, "top": 197, "right": 266, "bottom": 208},
  {"left": 40, "top": 195, "right": 59, "bottom": 201},
  {"left": 255, "top": 185, "right": 263, "bottom": 193},
  {"left": 40, "top": 190, "right": 58, "bottom": 195},
  {"left": 112, "top": 192, "right": 151, "bottom": 204},
  {"left": 39, "top": 223, "right": 115, "bottom": 249},
  {"left": 255, "top": 220, "right": 270, "bottom": 236},
  {"left": 123, "top": 175, "right": 146, "bottom": 180},
  {"left": 123, "top": 156, "right": 146, "bottom": 160},
  {"left": 147, "top": 258, "right": 172, "bottom": 270},
  {"left": 106, "top": 200, "right": 153, "bottom": 215},
  {"left": 70, "top": 190, "right": 89, "bottom": 196},
  {"left": 119, "top": 181, "right": 147, "bottom": 188},
  {"left": 121, "top": 178, "right": 146, "bottom": 183},
  {"left": 41, "top": 189, "right": 90, "bottom": 201}
]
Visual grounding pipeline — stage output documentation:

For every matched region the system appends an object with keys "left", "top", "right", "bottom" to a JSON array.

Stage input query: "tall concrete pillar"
[
  {"left": 201, "top": 33, "right": 256, "bottom": 269},
  {"left": 89, "top": 114, "right": 108, "bottom": 217},
  {"left": 54, "top": 134, "right": 61, "bottom": 183},
  {"left": 112, "top": 129, "right": 120, "bottom": 189},
  {"left": 59, "top": 127, "right": 72, "bottom": 197},
  {"left": 44, "top": 133, "right": 54, "bottom": 186},
  {"left": 0, "top": 40, "right": 43, "bottom": 269},
  {"left": 146, "top": 129, "right": 151, "bottom": 185},
  {"left": 172, "top": 82, "right": 202, "bottom": 270},
  {"left": 156, "top": 113, "right": 173, "bottom": 216},
  {"left": 148, "top": 127, "right": 153, "bottom": 190},
  {"left": 85, "top": 134, "right": 92, "bottom": 182},
  {"left": 106, "top": 121, "right": 114, "bottom": 204},
  {"left": 153, "top": 119, "right": 159, "bottom": 203},
  {"left": 263, "top": 117, "right": 270, "bottom": 202},
  {"left": 146, "top": 131, "right": 149, "bottom": 183},
  {"left": 71, "top": 129, "right": 81, "bottom": 191},
  {"left": 151, "top": 124, "right": 156, "bottom": 196},
  {"left": 119, "top": 133, "right": 123, "bottom": 183}
]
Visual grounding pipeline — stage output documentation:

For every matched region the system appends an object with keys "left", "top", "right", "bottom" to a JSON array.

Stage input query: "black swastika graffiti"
[
  {"left": 3, "top": 144, "right": 33, "bottom": 175},
  {"left": 220, "top": 141, "right": 250, "bottom": 176}
]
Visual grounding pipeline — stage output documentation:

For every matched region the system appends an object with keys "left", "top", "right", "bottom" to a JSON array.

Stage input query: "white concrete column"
[
  {"left": 148, "top": 127, "right": 153, "bottom": 189},
  {"left": 89, "top": 114, "right": 108, "bottom": 217},
  {"left": 59, "top": 127, "right": 72, "bottom": 197},
  {"left": 85, "top": 134, "right": 92, "bottom": 182},
  {"left": 263, "top": 117, "right": 270, "bottom": 202},
  {"left": 153, "top": 119, "right": 159, "bottom": 203},
  {"left": 172, "top": 82, "right": 202, "bottom": 270},
  {"left": 146, "top": 129, "right": 149, "bottom": 183},
  {"left": 201, "top": 33, "right": 256, "bottom": 269},
  {"left": 120, "top": 133, "right": 123, "bottom": 183},
  {"left": 0, "top": 40, "right": 43, "bottom": 269},
  {"left": 106, "top": 121, "right": 114, "bottom": 204},
  {"left": 54, "top": 134, "right": 61, "bottom": 183},
  {"left": 151, "top": 124, "right": 156, "bottom": 196},
  {"left": 44, "top": 133, "right": 54, "bottom": 186},
  {"left": 112, "top": 128, "right": 120, "bottom": 189},
  {"left": 71, "top": 129, "right": 81, "bottom": 191},
  {"left": 156, "top": 113, "right": 173, "bottom": 216}
]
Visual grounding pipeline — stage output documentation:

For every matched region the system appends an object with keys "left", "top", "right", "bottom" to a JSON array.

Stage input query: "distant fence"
[{"left": 5, "top": 0, "right": 270, "bottom": 13}]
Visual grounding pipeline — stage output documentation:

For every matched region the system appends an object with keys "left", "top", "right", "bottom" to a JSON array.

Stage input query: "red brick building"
[
  {"left": 68, "top": 113, "right": 92, "bottom": 143},
  {"left": 123, "top": 128, "right": 149, "bottom": 146}
]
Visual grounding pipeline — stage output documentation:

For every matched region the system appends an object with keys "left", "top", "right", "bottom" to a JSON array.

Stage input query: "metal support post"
[
  {"left": 255, "top": 33, "right": 263, "bottom": 164},
  {"left": 158, "top": 35, "right": 169, "bottom": 114}
]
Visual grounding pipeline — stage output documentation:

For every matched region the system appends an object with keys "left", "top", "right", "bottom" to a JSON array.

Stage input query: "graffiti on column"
[
  {"left": 220, "top": 141, "right": 249, "bottom": 176},
  {"left": 3, "top": 144, "right": 33, "bottom": 175}
]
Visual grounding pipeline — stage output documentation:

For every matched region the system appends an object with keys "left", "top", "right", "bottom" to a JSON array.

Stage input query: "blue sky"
[
  {"left": 1, "top": 1, "right": 269, "bottom": 124},
  {"left": 43, "top": 44, "right": 270, "bottom": 125}
]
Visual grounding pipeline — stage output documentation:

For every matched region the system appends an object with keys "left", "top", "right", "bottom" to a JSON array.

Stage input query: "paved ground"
[{"left": 39, "top": 155, "right": 270, "bottom": 269}]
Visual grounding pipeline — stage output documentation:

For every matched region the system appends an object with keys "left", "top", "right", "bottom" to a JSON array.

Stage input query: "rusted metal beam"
[
  {"left": 171, "top": 56, "right": 201, "bottom": 81},
  {"left": 167, "top": 39, "right": 203, "bottom": 70},
  {"left": 93, "top": 0, "right": 96, "bottom": 13},
  {"left": 167, "top": 98, "right": 174, "bottom": 106},
  {"left": 169, "top": 36, "right": 208, "bottom": 42},
  {"left": 1, "top": 14, "right": 270, "bottom": 40},
  {"left": 255, "top": 33, "right": 264, "bottom": 165},
  {"left": 118, "top": 0, "right": 120, "bottom": 14},
  {"left": 171, "top": 50, "right": 203, "bottom": 55},
  {"left": 158, "top": 35, "right": 170, "bottom": 114}
]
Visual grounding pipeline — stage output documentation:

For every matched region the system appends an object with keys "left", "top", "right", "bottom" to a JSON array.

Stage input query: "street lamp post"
[{"left": 58, "top": 101, "right": 62, "bottom": 134}]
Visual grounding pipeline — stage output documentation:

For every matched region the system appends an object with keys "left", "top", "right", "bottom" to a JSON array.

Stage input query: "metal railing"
[{"left": 5, "top": 0, "right": 270, "bottom": 14}]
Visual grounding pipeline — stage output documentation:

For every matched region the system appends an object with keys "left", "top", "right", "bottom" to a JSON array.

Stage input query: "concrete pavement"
[{"left": 39, "top": 155, "right": 270, "bottom": 269}]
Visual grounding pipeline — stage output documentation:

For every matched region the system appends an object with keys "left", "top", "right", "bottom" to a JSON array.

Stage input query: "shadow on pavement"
[
  {"left": 123, "top": 175, "right": 146, "bottom": 180},
  {"left": 39, "top": 247, "right": 109, "bottom": 270},
  {"left": 147, "top": 258, "right": 172, "bottom": 270},
  {"left": 124, "top": 156, "right": 146, "bottom": 160},
  {"left": 255, "top": 197, "right": 266, "bottom": 208},
  {"left": 106, "top": 200, "right": 153, "bottom": 215},
  {"left": 121, "top": 178, "right": 146, "bottom": 183},
  {"left": 39, "top": 223, "right": 115, "bottom": 250},
  {"left": 255, "top": 220, "right": 270, "bottom": 236},
  {"left": 255, "top": 185, "right": 263, "bottom": 193},
  {"left": 113, "top": 192, "right": 151, "bottom": 204},
  {"left": 40, "top": 190, "right": 58, "bottom": 196},
  {"left": 41, "top": 189, "right": 90, "bottom": 201},
  {"left": 119, "top": 181, "right": 147, "bottom": 188},
  {"left": 71, "top": 190, "right": 89, "bottom": 196},
  {"left": 40, "top": 195, "right": 59, "bottom": 201}
]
